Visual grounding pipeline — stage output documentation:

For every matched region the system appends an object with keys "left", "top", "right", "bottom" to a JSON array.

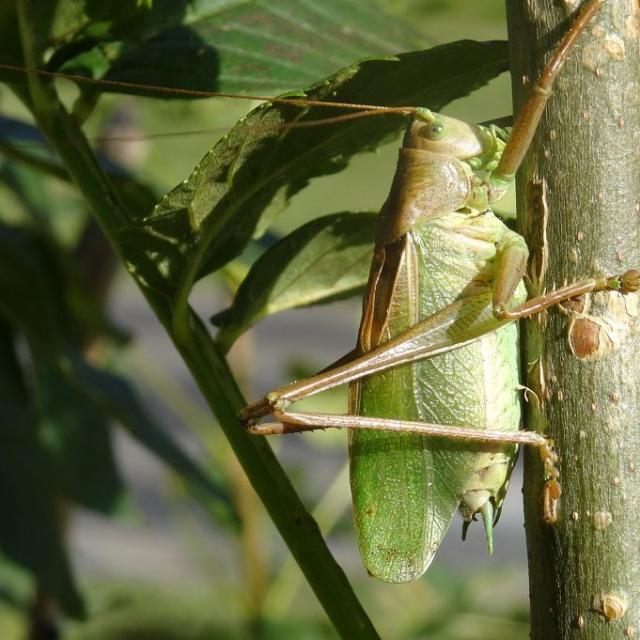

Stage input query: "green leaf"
[
  {"left": 65, "top": 356, "right": 238, "bottom": 527},
  {"left": 0, "top": 224, "right": 65, "bottom": 355},
  {"left": 35, "top": 360, "right": 125, "bottom": 514},
  {"left": 0, "top": 325, "right": 84, "bottom": 618},
  {"left": 0, "top": 221, "right": 234, "bottom": 523},
  {"left": 215, "top": 212, "right": 377, "bottom": 350},
  {"left": 0, "top": 220, "right": 123, "bottom": 352},
  {"left": 121, "top": 40, "right": 508, "bottom": 299},
  {"left": 57, "top": 0, "right": 425, "bottom": 97},
  {"left": 0, "top": 159, "right": 51, "bottom": 227},
  {"left": 0, "top": 115, "right": 158, "bottom": 218},
  {"left": 25, "top": 0, "right": 162, "bottom": 53},
  {"left": 0, "top": 3, "right": 25, "bottom": 92},
  {"left": 0, "top": 1, "right": 159, "bottom": 93},
  {"left": 0, "top": 199, "right": 129, "bottom": 347}
]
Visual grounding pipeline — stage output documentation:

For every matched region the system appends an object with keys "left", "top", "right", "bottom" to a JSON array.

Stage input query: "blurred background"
[{"left": 0, "top": 1, "right": 530, "bottom": 638}]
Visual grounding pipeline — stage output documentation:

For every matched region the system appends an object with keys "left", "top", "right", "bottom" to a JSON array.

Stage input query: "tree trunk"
[{"left": 506, "top": 1, "right": 640, "bottom": 638}]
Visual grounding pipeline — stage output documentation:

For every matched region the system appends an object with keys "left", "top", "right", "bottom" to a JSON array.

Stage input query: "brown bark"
[{"left": 507, "top": 1, "right": 640, "bottom": 638}]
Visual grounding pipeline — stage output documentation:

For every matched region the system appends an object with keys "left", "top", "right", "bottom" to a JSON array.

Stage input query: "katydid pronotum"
[{"left": 239, "top": 0, "right": 640, "bottom": 582}]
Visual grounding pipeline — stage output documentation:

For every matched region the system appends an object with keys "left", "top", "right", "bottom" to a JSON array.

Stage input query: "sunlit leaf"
[
  {"left": 215, "top": 212, "right": 377, "bottom": 350},
  {"left": 121, "top": 41, "right": 508, "bottom": 298},
  {"left": 57, "top": 0, "right": 425, "bottom": 97}
]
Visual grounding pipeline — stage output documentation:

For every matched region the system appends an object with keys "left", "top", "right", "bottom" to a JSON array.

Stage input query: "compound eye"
[{"left": 425, "top": 121, "right": 445, "bottom": 140}]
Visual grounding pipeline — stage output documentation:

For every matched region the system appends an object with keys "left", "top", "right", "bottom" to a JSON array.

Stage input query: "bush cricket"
[{"left": 239, "top": 0, "right": 639, "bottom": 582}]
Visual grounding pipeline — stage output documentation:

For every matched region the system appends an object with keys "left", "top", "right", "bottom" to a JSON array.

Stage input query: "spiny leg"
[
  {"left": 240, "top": 0, "right": 609, "bottom": 432},
  {"left": 495, "top": 270, "right": 640, "bottom": 321},
  {"left": 491, "top": 0, "right": 602, "bottom": 187},
  {"left": 248, "top": 407, "right": 561, "bottom": 525},
  {"left": 239, "top": 270, "right": 638, "bottom": 524},
  {"left": 240, "top": 270, "right": 639, "bottom": 427}
]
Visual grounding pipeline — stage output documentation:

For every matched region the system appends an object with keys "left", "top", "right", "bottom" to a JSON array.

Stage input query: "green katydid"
[{"left": 240, "top": 0, "right": 640, "bottom": 582}]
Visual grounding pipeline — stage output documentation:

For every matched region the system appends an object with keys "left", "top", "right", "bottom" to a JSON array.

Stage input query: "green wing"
[
  {"left": 350, "top": 232, "right": 459, "bottom": 582},
  {"left": 349, "top": 214, "right": 523, "bottom": 582}
]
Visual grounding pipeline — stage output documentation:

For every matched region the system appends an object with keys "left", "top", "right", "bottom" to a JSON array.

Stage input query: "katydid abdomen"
[{"left": 351, "top": 202, "right": 527, "bottom": 582}]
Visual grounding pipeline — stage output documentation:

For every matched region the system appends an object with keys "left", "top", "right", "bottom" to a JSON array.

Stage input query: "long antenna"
[{"left": 0, "top": 62, "right": 420, "bottom": 117}]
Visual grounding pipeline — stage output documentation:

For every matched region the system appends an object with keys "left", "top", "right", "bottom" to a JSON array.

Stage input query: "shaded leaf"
[
  {"left": 0, "top": 220, "right": 123, "bottom": 352},
  {"left": 0, "top": 224, "right": 66, "bottom": 355},
  {"left": 26, "top": 0, "right": 163, "bottom": 53},
  {"left": 65, "top": 356, "right": 237, "bottom": 528},
  {"left": 0, "top": 3, "right": 26, "bottom": 95},
  {"left": 0, "top": 156, "right": 50, "bottom": 227},
  {"left": 35, "top": 360, "right": 125, "bottom": 514},
  {"left": 215, "top": 212, "right": 377, "bottom": 350},
  {"left": 121, "top": 41, "right": 508, "bottom": 299},
  {"left": 0, "top": 186, "right": 128, "bottom": 345},
  {"left": 0, "top": 222, "right": 235, "bottom": 525},
  {"left": 0, "top": 325, "right": 84, "bottom": 618},
  {"left": 0, "top": 1, "right": 167, "bottom": 92}
]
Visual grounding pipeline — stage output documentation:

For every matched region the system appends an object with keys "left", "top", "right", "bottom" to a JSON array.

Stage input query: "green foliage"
[
  {"left": 0, "top": 0, "right": 521, "bottom": 636},
  {"left": 0, "top": 155, "right": 234, "bottom": 616},
  {"left": 35, "top": 359, "right": 125, "bottom": 514},
  {"left": 214, "top": 212, "right": 378, "bottom": 350},
  {"left": 0, "top": 0, "right": 424, "bottom": 97},
  {"left": 80, "top": 0, "right": 426, "bottom": 96},
  {"left": 67, "top": 354, "right": 235, "bottom": 525},
  {"left": 0, "top": 324, "right": 84, "bottom": 618},
  {"left": 121, "top": 41, "right": 507, "bottom": 305},
  {"left": 65, "top": 585, "right": 338, "bottom": 640},
  {"left": 0, "top": 116, "right": 158, "bottom": 218}
]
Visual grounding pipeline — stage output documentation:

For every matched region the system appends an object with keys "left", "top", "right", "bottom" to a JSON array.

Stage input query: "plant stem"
[
  {"left": 17, "top": 5, "right": 379, "bottom": 637},
  {"left": 507, "top": 1, "right": 640, "bottom": 638}
]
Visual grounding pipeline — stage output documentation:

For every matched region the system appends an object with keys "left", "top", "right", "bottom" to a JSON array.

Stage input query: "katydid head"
[
  {"left": 408, "top": 111, "right": 508, "bottom": 174},
  {"left": 408, "top": 111, "right": 485, "bottom": 160},
  {"left": 397, "top": 112, "right": 510, "bottom": 215}
]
